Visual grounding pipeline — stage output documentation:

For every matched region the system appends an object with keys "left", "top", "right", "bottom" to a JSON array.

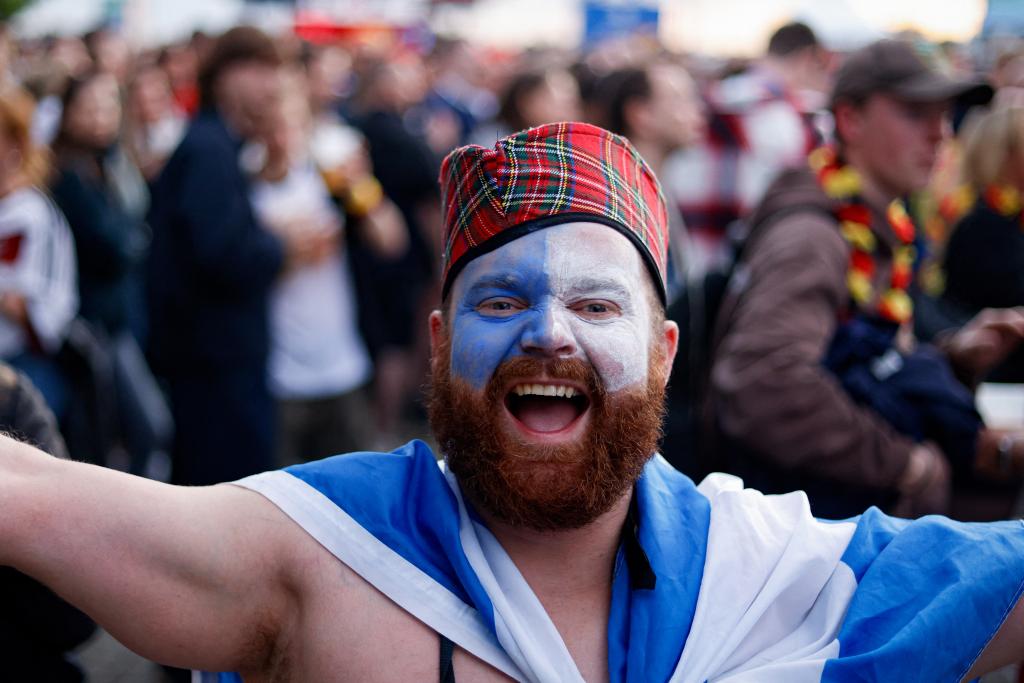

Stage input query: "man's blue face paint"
[{"left": 447, "top": 223, "right": 655, "bottom": 393}]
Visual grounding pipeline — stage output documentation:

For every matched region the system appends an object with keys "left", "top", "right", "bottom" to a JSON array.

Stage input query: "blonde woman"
[
  {"left": 0, "top": 86, "right": 77, "bottom": 419},
  {"left": 941, "top": 105, "right": 1024, "bottom": 381}
]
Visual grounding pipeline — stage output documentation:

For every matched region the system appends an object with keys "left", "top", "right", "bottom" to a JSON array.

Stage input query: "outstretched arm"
[
  {"left": 964, "top": 595, "right": 1024, "bottom": 681},
  {"left": 0, "top": 434, "right": 301, "bottom": 674}
]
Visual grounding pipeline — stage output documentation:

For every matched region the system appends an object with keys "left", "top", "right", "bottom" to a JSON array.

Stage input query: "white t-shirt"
[
  {"left": 250, "top": 163, "right": 372, "bottom": 400},
  {"left": 0, "top": 186, "right": 78, "bottom": 357}
]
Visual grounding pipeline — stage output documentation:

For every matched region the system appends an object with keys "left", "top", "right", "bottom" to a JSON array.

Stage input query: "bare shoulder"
[
  {"left": 964, "top": 593, "right": 1024, "bottom": 680},
  {"left": 200, "top": 484, "right": 328, "bottom": 590},
  {"left": 231, "top": 508, "right": 515, "bottom": 682}
]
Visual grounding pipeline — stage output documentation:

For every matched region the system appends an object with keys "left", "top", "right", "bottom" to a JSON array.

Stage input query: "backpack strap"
[
  {"left": 439, "top": 632, "right": 456, "bottom": 683},
  {"left": 711, "top": 201, "right": 836, "bottom": 347},
  {"left": 689, "top": 201, "right": 833, "bottom": 476}
]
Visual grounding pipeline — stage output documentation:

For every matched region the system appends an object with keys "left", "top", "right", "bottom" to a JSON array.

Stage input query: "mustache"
[
  {"left": 427, "top": 328, "right": 668, "bottom": 531},
  {"left": 485, "top": 355, "right": 607, "bottom": 404}
]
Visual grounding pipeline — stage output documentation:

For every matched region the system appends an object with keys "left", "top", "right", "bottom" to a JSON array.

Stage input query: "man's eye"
[
  {"left": 479, "top": 299, "right": 520, "bottom": 315},
  {"left": 575, "top": 301, "right": 619, "bottom": 317}
]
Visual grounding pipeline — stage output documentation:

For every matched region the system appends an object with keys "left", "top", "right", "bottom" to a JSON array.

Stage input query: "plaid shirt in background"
[{"left": 661, "top": 68, "right": 823, "bottom": 277}]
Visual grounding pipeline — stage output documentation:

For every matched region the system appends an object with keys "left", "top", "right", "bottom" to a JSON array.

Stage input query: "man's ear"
[
  {"left": 833, "top": 100, "right": 864, "bottom": 148},
  {"left": 624, "top": 98, "right": 651, "bottom": 139},
  {"left": 428, "top": 310, "right": 445, "bottom": 367},
  {"left": 659, "top": 319, "right": 679, "bottom": 388}
]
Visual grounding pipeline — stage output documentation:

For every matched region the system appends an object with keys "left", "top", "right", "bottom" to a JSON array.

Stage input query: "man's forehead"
[
  {"left": 869, "top": 91, "right": 951, "bottom": 113},
  {"left": 547, "top": 221, "right": 645, "bottom": 254},
  {"left": 452, "top": 222, "right": 647, "bottom": 295}
]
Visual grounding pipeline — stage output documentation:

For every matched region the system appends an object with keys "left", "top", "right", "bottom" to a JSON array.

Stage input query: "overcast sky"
[{"left": 12, "top": 0, "right": 990, "bottom": 54}]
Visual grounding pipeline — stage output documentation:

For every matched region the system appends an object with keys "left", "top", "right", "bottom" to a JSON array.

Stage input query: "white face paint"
[
  {"left": 449, "top": 221, "right": 655, "bottom": 394},
  {"left": 544, "top": 223, "right": 653, "bottom": 392}
]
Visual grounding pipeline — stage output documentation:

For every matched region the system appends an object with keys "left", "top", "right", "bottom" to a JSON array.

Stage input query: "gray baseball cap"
[{"left": 830, "top": 40, "right": 992, "bottom": 108}]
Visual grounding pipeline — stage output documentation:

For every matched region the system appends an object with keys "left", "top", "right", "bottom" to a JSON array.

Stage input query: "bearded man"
[{"left": 0, "top": 122, "right": 1022, "bottom": 682}]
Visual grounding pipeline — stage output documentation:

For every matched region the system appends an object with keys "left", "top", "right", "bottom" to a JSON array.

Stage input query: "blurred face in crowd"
[
  {"left": 307, "top": 46, "right": 351, "bottom": 112},
  {"left": 0, "top": 90, "right": 37, "bottom": 191},
  {"left": 788, "top": 45, "right": 831, "bottom": 94},
  {"left": 393, "top": 59, "right": 429, "bottom": 109},
  {"left": 366, "top": 60, "right": 428, "bottom": 113},
  {"left": 431, "top": 41, "right": 481, "bottom": 86},
  {"left": 993, "top": 54, "right": 1024, "bottom": 90},
  {"left": 263, "top": 73, "right": 312, "bottom": 166},
  {"left": 0, "top": 125, "right": 21, "bottom": 187},
  {"left": 0, "top": 29, "right": 12, "bottom": 81},
  {"left": 63, "top": 73, "right": 122, "bottom": 150},
  {"left": 518, "top": 70, "right": 581, "bottom": 128},
  {"left": 216, "top": 60, "right": 281, "bottom": 140},
  {"left": 1005, "top": 128, "right": 1024, "bottom": 192},
  {"left": 91, "top": 31, "right": 130, "bottom": 83},
  {"left": 163, "top": 45, "right": 199, "bottom": 87},
  {"left": 50, "top": 37, "right": 92, "bottom": 79},
  {"left": 641, "top": 64, "right": 706, "bottom": 152},
  {"left": 836, "top": 93, "right": 948, "bottom": 198},
  {"left": 428, "top": 223, "right": 677, "bottom": 530},
  {"left": 130, "top": 65, "right": 177, "bottom": 125}
]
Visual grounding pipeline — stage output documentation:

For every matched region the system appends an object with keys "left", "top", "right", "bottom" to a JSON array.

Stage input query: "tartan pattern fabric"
[{"left": 439, "top": 121, "right": 670, "bottom": 303}]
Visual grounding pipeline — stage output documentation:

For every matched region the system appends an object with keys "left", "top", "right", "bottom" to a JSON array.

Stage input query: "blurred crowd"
[
  {"left": 2, "top": 12, "right": 1024, "bottom": 681},
  {"left": 0, "top": 12, "right": 1022, "bottom": 547}
]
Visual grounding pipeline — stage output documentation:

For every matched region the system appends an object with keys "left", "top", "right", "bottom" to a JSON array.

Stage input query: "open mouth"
[{"left": 504, "top": 382, "right": 590, "bottom": 434}]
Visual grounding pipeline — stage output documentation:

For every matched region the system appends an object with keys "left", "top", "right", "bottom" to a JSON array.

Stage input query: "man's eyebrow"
[
  {"left": 562, "top": 277, "right": 633, "bottom": 299},
  {"left": 465, "top": 274, "right": 524, "bottom": 293}
]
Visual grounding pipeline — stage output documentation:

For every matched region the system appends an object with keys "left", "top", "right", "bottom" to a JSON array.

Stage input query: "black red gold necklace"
[{"left": 809, "top": 147, "right": 916, "bottom": 324}]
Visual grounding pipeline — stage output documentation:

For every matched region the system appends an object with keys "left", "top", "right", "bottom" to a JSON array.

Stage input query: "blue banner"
[
  {"left": 583, "top": 1, "right": 659, "bottom": 47},
  {"left": 983, "top": 0, "right": 1024, "bottom": 36}
]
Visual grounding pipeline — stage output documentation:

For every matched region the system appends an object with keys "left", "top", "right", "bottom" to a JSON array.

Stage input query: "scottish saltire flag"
[{"left": 200, "top": 440, "right": 1024, "bottom": 682}]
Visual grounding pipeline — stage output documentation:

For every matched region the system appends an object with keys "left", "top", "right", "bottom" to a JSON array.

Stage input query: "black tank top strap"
[{"left": 439, "top": 632, "right": 456, "bottom": 683}]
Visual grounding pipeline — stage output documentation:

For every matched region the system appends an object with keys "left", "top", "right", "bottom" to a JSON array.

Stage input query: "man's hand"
[
  {"left": 358, "top": 199, "right": 408, "bottom": 259},
  {"left": 891, "top": 443, "right": 951, "bottom": 518},
  {"left": 973, "top": 428, "right": 1024, "bottom": 481},
  {"left": 280, "top": 218, "right": 341, "bottom": 273},
  {"left": 944, "top": 307, "right": 1024, "bottom": 384},
  {"left": 0, "top": 292, "right": 28, "bottom": 326}
]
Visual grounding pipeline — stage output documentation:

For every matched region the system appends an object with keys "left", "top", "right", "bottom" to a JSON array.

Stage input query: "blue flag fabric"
[{"left": 203, "top": 440, "right": 1024, "bottom": 682}]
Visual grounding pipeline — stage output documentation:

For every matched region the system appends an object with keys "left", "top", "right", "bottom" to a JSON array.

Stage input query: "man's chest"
[{"left": 260, "top": 556, "right": 518, "bottom": 683}]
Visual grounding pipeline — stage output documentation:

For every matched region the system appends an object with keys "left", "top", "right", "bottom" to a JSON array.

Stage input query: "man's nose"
[
  {"left": 519, "top": 307, "right": 577, "bottom": 358},
  {"left": 927, "top": 111, "right": 948, "bottom": 143}
]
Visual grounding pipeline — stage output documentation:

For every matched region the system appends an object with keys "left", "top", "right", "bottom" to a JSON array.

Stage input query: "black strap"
[
  {"left": 624, "top": 494, "right": 656, "bottom": 590},
  {"left": 439, "top": 633, "right": 456, "bottom": 683},
  {"left": 710, "top": 200, "right": 836, "bottom": 352}
]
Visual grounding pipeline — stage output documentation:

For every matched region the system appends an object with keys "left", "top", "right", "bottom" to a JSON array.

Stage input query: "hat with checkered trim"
[{"left": 438, "top": 121, "right": 670, "bottom": 305}]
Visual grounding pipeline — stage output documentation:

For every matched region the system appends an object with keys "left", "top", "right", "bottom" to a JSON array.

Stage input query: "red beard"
[{"left": 428, "top": 334, "right": 667, "bottom": 531}]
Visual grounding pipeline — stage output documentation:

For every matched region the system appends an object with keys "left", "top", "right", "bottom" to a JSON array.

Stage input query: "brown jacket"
[{"left": 709, "top": 168, "right": 915, "bottom": 498}]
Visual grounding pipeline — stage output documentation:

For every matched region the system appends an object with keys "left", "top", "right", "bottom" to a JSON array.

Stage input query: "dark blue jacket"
[
  {"left": 823, "top": 315, "right": 982, "bottom": 474},
  {"left": 147, "top": 110, "right": 283, "bottom": 375},
  {"left": 51, "top": 154, "right": 146, "bottom": 336}
]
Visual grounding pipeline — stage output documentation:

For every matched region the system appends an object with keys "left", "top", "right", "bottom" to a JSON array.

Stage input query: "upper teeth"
[{"left": 513, "top": 384, "right": 577, "bottom": 398}]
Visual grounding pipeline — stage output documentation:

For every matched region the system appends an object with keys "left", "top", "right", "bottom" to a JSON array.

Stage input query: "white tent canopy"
[
  {"left": 10, "top": 0, "right": 988, "bottom": 53},
  {"left": 12, "top": 0, "right": 246, "bottom": 48}
]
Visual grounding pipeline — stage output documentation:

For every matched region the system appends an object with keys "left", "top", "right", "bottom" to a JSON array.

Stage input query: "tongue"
[{"left": 514, "top": 396, "right": 580, "bottom": 433}]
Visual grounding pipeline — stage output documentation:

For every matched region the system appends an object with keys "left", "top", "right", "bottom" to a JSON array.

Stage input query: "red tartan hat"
[{"left": 439, "top": 121, "right": 670, "bottom": 305}]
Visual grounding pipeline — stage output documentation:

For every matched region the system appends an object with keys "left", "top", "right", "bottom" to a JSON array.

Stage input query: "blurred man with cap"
[
  {"left": 0, "top": 121, "right": 1021, "bottom": 682},
  {"left": 709, "top": 39, "right": 1024, "bottom": 520}
]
